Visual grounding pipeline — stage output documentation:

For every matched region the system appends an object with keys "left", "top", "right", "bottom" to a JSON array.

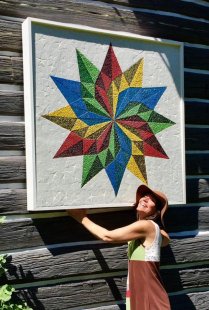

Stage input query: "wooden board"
[
  {"left": 1, "top": 235, "right": 209, "bottom": 284},
  {"left": 0, "top": 91, "right": 24, "bottom": 115},
  {"left": 13, "top": 275, "right": 209, "bottom": 309},
  {"left": 1, "top": 209, "right": 209, "bottom": 251},
  {"left": 0, "top": 56, "right": 23, "bottom": 84},
  {"left": 0, "top": 157, "right": 25, "bottom": 182},
  {"left": 185, "top": 101, "right": 209, "bottom": 125}
]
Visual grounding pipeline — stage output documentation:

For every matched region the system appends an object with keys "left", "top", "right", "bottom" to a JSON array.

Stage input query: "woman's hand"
[
  {"left": 160, "top": 229, "right": 170, "bottom": 247},
  {"left": 67, "top": 209, "right": 87, "bottom": 223}
]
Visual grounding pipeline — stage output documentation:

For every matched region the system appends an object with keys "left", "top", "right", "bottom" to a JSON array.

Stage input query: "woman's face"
[{"left": 136, "top": 193, "right": 157, "bottom": 220}]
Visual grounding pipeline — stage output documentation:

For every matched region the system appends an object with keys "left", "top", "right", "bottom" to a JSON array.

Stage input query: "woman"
[{"left": 67, "top": 184, "right": 171, "bottom": 310}]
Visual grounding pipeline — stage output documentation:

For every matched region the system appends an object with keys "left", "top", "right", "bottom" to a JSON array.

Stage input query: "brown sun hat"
[{"left": 135, "top": 184, "right": 168, "bottom": 227}]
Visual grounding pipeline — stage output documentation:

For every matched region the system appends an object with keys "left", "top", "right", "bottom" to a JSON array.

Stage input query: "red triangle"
[
  {"left": 96, "top": 123, "right": 112, "bottom": 152},
  {"left": 143, "top": 140, "right": 168, "bottom": 158},
  {"left": 54, "top": 132, "right": 84, "bottom": 158},
  {"left": 83, "top": 139, "right": 96, "bottom": 154},
  {"left": 117, "top": 119, "right": 146, "bottom": 129},
  {"left": 95, "top": 85, "right": 113, "bottom": 117}
]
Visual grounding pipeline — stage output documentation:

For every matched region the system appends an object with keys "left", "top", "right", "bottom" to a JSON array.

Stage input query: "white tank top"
[{"left": 144, "top": 220, "right": 162, "bottom": 262}]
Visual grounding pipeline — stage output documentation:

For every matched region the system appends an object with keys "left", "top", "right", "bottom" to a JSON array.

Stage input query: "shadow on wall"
[
  {"left": 162, "top": 246, "right": 196, "bottom": 310},
  {"left": 3, "top": 207, "right": 202, "bottom": 310},
  {"left": 3, "top": 255, "right": 45, "bottom": 310}
]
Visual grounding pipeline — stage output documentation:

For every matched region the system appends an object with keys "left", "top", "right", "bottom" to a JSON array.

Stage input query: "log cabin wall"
[{"left": 0, "top": 0, "right": 209, "bottom": 309}]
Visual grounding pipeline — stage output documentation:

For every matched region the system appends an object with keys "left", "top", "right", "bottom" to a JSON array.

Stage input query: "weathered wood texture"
[
  {"left": 1, "top": 208, "right": 209, "bottom": 252},
  {"left": 13, "top": 279, "right": 209, "bottom": 310},
  {"left": 0, "top": 122, "right": 24, "bottom": 149},
  {"left": 0, "top": 19, "right": 22, "bottom": 52},
  {"left": 1, "top": 1, "right": 209, "bottom": 309},
  {"left": 0, "top": 189, "right": 26, "bottom": 213},
  {"left": 1, "top": 235, "right": 209, "bottom": 284},
  {"left": 1, "top": 1, "right": 209, "bottom": 52},
  {"left": 0, "top": 56, "right": 23, "bottom": 84},
  {"left": 0, "top": 157, "right": 25, "bottom": 181},
  {"left": 0, "top": 91, "right": 24, "bottom": 115},
  {"left": 83, "top": 292, "right": 209, "bottom": 310},
  {"left": 97, "top": 0, "right": 209, "bottom": 22}
]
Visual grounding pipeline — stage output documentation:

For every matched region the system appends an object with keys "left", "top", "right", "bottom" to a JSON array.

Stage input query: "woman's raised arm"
[{"left": 67, "top": 209, "right": 153, "bottom": 243}]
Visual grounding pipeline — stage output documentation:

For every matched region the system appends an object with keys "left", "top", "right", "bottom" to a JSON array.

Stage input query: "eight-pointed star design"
[{"left": 43, "top": 43, "right": 175, "bottom": 195}]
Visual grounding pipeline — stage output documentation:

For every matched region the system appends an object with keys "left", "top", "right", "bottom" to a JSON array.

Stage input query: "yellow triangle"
[
  {"left": 130, "top": 59, "right": 144, "bottom": 87},
  {"left": 71, "top": 119, "right": 88, "bottom": 131},
  {"left": 108, "top": 82, "right": 119, "bottom": 117},
  {"left": 132, "top": 142, "right": 143, "bottom": 155},
  {"left": 127, "top": 156, "right": 147, "bottom": 184},
  {"left": 47, "top": 105, "right": 76, "bottom": 118},
  {"left": 118, "top": 74, "right": 129, "bottom": 93},
  {"left": 84, "top": 122, "right": 109, "bottom": 138},
  {"left": 117, "top": 123, "right": 142, "bottom": 142}
]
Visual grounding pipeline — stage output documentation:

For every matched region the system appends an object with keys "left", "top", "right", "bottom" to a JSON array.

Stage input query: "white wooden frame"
[{"left": 22, "top": 17, "right": 185, "bottom": 211}]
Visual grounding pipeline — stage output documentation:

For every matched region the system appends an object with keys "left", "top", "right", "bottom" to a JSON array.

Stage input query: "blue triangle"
[
  {"left": 116, "top": 87, "right": 166, "bottom": 118},
  {"left": 51, "top": 76, "right": 82, "bottom": 104}
]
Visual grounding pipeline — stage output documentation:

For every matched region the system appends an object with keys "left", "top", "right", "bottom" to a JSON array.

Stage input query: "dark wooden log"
[
  {"left": 185, "top": 72, "right": 209, "bottom": 100},
  {"left": 186, "top": 153, "right": 209, "bottom": 175},
  {"left": 2, "top": 235, "right": 209, "bottom": 284},
  {"left": 0, "top": 189, "right": 26, "bottom": 213},
  {"left": 185, "top": 101, "right": 209, "bottom": 125},
  {"left": 0, "top": 91, "right": 24, "bottom": 115},
  {"left": 15, "top": 277, "right": 126, "bottom": 310},
  {"left": 83, "top": 292, "right": 209, "bottom": 310},
  {"left": 0, "top": 19, "right": 22, "bottom": 52},
  {"left": 12, "top": 271, "right": 209, "bottom": 309},
  {"left": 0, "top": 122, "right": 25, "bottom": 150},
  {"left": 0, "top": 156, "right": 26, "bottom": 182},
  {"left": 97, "top": 0, "right": 209, "bottom": 22},
  {"left": 170, "top": 291, "right": 209, "bottom": 310},
  {"left": 165, "top": 206, "right": 209, "bottom": 232},
  {"left": 0, "top": 213, "right": 133, "bottom": 251},
  {"left": 185, "top": 127, "right": 209, "bottom": 151},
  {"left": 1, "top": 208, "right": 209, "bottom": 251},
  {"left": 1, "top": 1, "right": 209, "bottom": 48},
  {"left": 163, "top": 265, "right": 209, "bottom": 292},
  {"left": 187, "top": 178, "right": 209, "bottom": 203},
  {"left": 0, "top": 56, "right": 23, "bottom": 84},
  {"left": 184, "top": 46, "right": 209, "bottom": 71},
  {"left": 162, "top": 235, "right": 209, "bottom": 265}
]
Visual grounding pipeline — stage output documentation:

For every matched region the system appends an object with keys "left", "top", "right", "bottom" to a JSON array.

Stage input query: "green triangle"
[
  {"left": 148, "top": 111, "right": 175, "bottom": 124},
  {"left": 76, "top": 50, "right": 99, "bottom": 84},
  {"left": 137, "top": 103, "right": 150, "bottom": 113},
  {"left": 98, "top": 149, "right": 109, "bottom": 168},
  {"left": 148, "top": 122, "right": 174, "bottom": 134},
  {"left": 118, "top": 104, "right": 141, "bottom": 119},
  {"left": 83, "top": 98, "right": 110, "bottom": 117},
  {"left": 105, "top": 149, "right": 114, "bottom": 166},
  {"left": 147, "top": 111, "right": 175, "bottom": 133},
  {"left": 81, "top": 83, "right": 95, "bottom": 98},
  {"left": 139, "top": 110, "right": 153, "bottom": 121},
  {"left": 108, "top": 126, "right": 120, "bottom": 158},
  {"left": 82, "top": 155, "right": 104, "bottom": 186}
]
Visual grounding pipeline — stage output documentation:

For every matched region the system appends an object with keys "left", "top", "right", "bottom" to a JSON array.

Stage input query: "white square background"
[{"left": 23, "top": 18, "right": 185, "bottom": 210}]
